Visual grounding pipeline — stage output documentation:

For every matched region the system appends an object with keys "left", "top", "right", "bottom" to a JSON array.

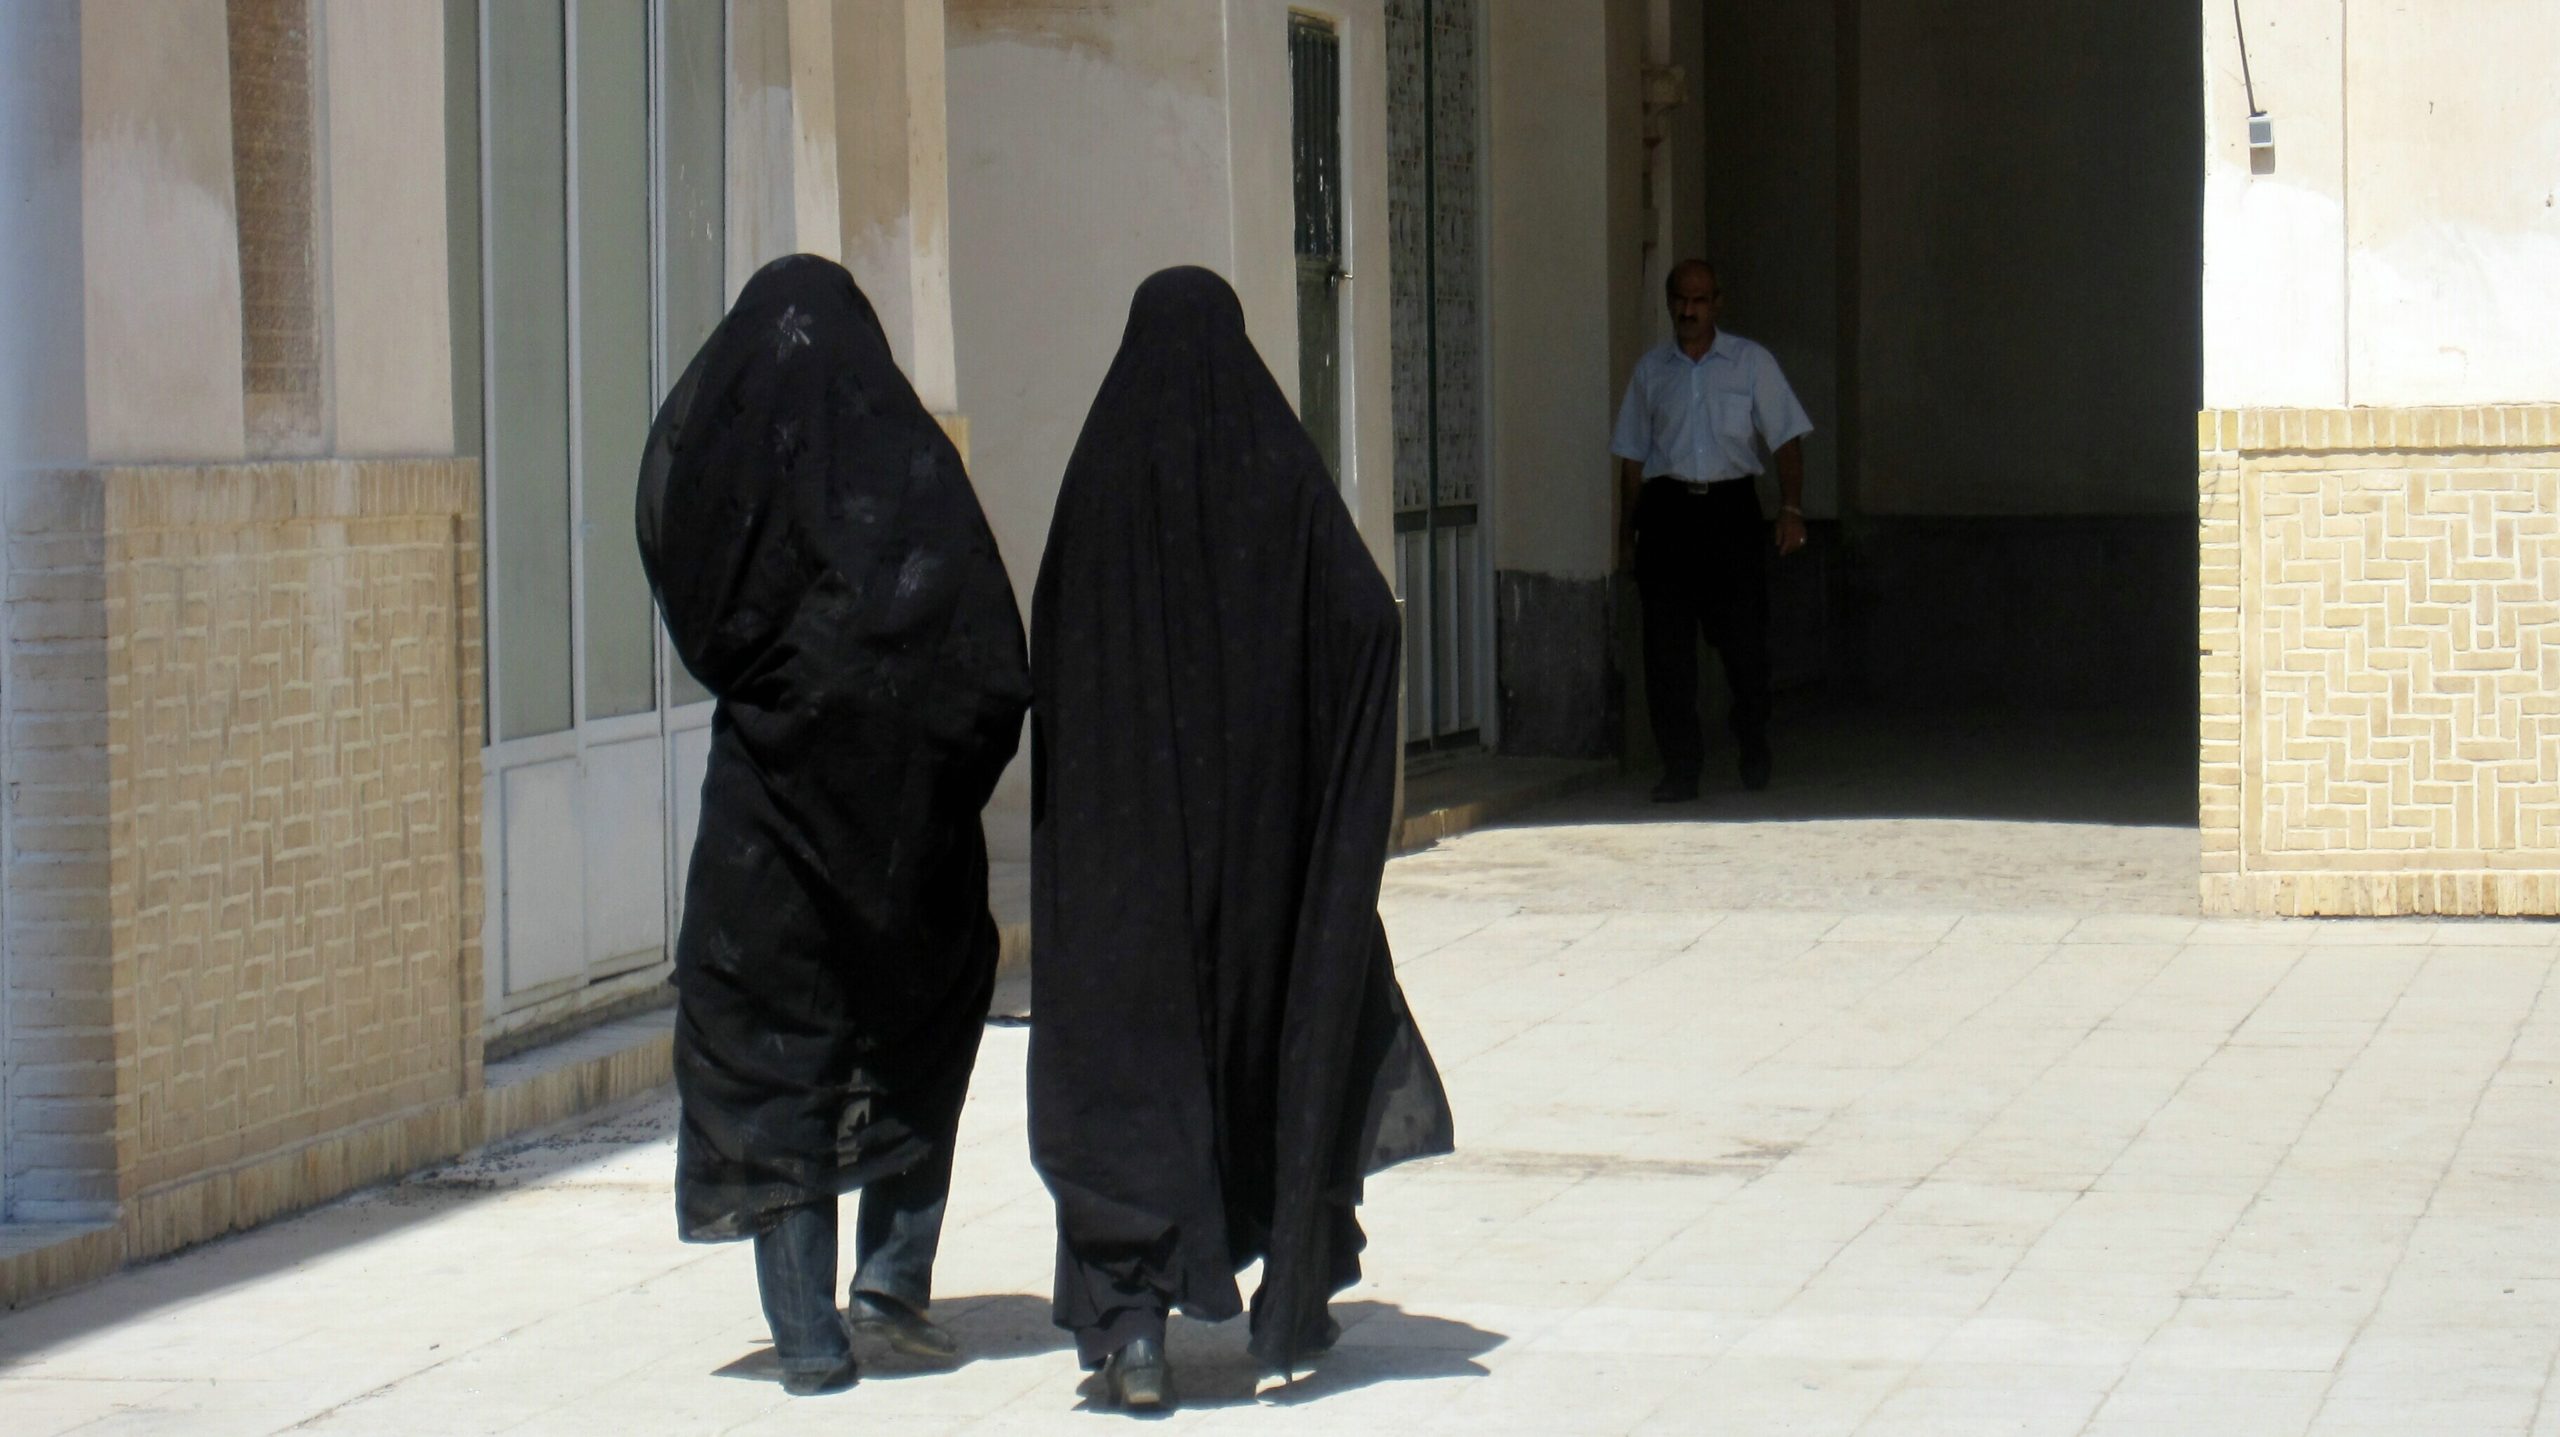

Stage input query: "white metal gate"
[{"left": 474, "top": 0, "right": 723, "bottom": 1035}]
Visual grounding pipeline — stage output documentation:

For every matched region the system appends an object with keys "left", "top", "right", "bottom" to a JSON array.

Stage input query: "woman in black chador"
[
  {"left": 1029, "top": 267, "right": 1456, "bottom": 1411},
  {"left": 635, "top": 254, "right": 1031, "bottom": 1395}
]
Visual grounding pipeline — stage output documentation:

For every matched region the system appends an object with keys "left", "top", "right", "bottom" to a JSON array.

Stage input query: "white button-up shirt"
[{"left": 1610, "top": 330, "right": 1814, "bottom": 485}]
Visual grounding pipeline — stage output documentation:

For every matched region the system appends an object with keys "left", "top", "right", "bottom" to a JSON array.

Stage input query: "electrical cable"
[{"left": 2232, "top": 0, "right": 2263, "bottom": 116}]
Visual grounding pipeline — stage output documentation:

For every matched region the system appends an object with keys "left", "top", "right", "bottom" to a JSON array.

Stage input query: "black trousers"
[{"left": 1635, "top": 477, "right": 1771, "bottom": 782}]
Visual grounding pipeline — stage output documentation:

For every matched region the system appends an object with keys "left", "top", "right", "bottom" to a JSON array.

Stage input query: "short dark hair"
[{"left": 1665, "top": 258, "right": 1719, "bottom": 304}]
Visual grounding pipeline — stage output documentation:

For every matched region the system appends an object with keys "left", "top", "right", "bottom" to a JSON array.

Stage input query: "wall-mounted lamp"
[{"left": 2248, "top": 111, "right": 2275, "bottom": 173}]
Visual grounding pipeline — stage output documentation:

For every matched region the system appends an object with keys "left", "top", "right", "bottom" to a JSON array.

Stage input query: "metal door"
[
  {"left": 1387, "top": 0, "right": 1488, "bottom": 751},
  {"left": 1289, "top": 14, "right": 1346, "bottom": 480},
  {"left": 475, "top": 0, "right": 723, "bottom": 1036}
]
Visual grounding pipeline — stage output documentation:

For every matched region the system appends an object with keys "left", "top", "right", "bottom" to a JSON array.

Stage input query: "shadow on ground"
[
  {"left": 1391, "top": 703, "right": 2203, "bottom": 916},
  {"left": 0, "top": 1101, "right": 680, "bottom": 1367},
  {"left": 713, "top": 1292, "right": 1071, "bottom": 1383},
  {"left": 708, "top": 1296, "right": 1500, "bottom": 1410},
  {"left": 1084, "top": 1300, "right": 1503, "bottom": 1412},
  {"left": 1557, "top": 702, "right": 2196, "bottom": 829}
]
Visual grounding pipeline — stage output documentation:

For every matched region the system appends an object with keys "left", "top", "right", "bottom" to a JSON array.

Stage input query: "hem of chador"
[{"left": 674, "top": 1147, "right": 931, "bottom": 1243}]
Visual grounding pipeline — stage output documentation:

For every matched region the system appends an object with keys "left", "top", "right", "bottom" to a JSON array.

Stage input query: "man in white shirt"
[{"left": 1611, "top": 258, "right": 1812, "bottom": 803}]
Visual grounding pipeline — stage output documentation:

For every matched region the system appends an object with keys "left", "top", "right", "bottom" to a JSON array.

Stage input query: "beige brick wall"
[
  {"left": 0, "top": 459, "right": 484, "bottom": 1251},
  {"left": 2200, "top": 406, "right": 2560, "bottom": 916}
]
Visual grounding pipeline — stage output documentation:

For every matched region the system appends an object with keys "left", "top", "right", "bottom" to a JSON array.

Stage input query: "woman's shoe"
[
  {"left": 848, "top": 1290, "right": 959, "bottom": 1362},
  {"left": 755, "top": 1205, "right": 858, "bottom": 1395},
  {"left": 1102, "top": 1336, "right": 1174, "bottom": 1411}
]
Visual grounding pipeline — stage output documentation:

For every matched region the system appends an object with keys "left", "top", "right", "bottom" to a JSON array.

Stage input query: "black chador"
[
  {"left": 1028, "top": 267, "right": 1455, "bottom": 1406},
  {"left": 634, "top": 254, "right": 1031, "bottom": 1394}
]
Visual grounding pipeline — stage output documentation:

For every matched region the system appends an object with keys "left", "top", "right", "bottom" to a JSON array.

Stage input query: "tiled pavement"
[{"left": 5, "top": 718, "right": 2559, "bottom": 1435}]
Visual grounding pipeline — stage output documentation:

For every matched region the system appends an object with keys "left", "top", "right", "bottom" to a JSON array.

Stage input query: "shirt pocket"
[{"left": 1710, "top": 390, "right": 1756, "bottom": 446}]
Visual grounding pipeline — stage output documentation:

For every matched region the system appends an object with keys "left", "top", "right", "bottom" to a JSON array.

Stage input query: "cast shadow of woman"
[{"left": 715, "top": 1295, "right": 1504, "bottom": 1408}]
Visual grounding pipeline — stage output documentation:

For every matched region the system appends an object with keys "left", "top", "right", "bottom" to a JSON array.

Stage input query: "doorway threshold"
[{"left": 1396, "top": 754, "right": 1614, "bottom": 855}]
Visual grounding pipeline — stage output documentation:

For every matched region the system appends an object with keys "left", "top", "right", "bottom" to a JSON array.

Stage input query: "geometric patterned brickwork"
[
  {"left": 2251, "top": 467, "right": 2560, "bottom": 858},
  {"left": 101, "top": 460, "right": 484, "bottom": 1207},
  {"left": 2201, "top": 407, "right": 2560, "bottom": 915}
]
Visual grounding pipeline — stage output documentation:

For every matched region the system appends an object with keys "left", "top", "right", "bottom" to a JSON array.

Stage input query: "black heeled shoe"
[
  {"left": 1102, "top": 1336, "right": 1174, "bottom": 1411},
  {"left": 754, "top": 1206, "right": 858, "bottom": 1395}
]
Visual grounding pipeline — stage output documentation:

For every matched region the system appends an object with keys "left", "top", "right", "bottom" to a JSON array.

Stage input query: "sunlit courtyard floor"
[{"left": 7, "top": 710, "right": 2558, "bottom": 1435}]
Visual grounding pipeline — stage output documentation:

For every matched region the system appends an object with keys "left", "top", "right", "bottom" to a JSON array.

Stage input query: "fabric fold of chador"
[
  {"left": 635, "top": 253, "right": 1031, "bottom": 1243},
  {"left": 1028, "top": 266, "right": 1455, "bottom": 1374}
]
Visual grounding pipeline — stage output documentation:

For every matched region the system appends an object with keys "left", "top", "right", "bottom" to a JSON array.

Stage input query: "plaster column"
[
  {"left": 785, "top": 0, "right": 844, "bottom": 261},
  {"left": 725, "top": 0, "right": 798, "bottom": 293},
  {"left": 726, "top": 0, "right": 960, "bottom": 428},
  {"left": 828, "top": 0, "right": 960, "bottom": 416}
]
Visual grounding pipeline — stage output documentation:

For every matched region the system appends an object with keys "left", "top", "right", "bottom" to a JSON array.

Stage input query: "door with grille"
[
  {"left": 1289, "top": 14, "right": 1346, "bottom": 480},
  {"left": 1387, "top": 0, "right": 1487, "bottom": 751}
]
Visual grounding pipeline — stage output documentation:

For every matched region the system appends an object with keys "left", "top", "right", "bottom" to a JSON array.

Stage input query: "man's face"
[{"left": 1669, "top": 270, "right": 1720, "bottom": 346}]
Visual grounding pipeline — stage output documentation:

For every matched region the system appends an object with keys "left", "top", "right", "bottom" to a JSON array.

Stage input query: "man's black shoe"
[
  {"left": 1650, "top": 776, "right": 1701, "bottom": 804},
  {"left": 1739, "top": 746, "right": 1773, "bottom": 792},
  {"left": 778, "top": 1347, "right": 861, "bottom": 1396},
  {"left": 1103, "top": 1336, "right": 1174, "bottom": 1411},
  {"left": 849, "top": 1290, "right": 959, "bottom": 1362}
]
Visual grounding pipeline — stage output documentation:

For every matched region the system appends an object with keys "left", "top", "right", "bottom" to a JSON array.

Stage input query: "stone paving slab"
[{"left": 5, "top": 757, "right": 2560, "bottom": 1435}]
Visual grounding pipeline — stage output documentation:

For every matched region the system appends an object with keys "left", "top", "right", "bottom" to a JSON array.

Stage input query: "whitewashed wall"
[
  {"left": 946, "top": 0, "right": 1395, "bottom": 853},
  {"left": 2204, "top": 0, "right": 2560, "bottom": 408},
  {"left": 1483, "top": 0, "right": 1622, "bottom": 583}
]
